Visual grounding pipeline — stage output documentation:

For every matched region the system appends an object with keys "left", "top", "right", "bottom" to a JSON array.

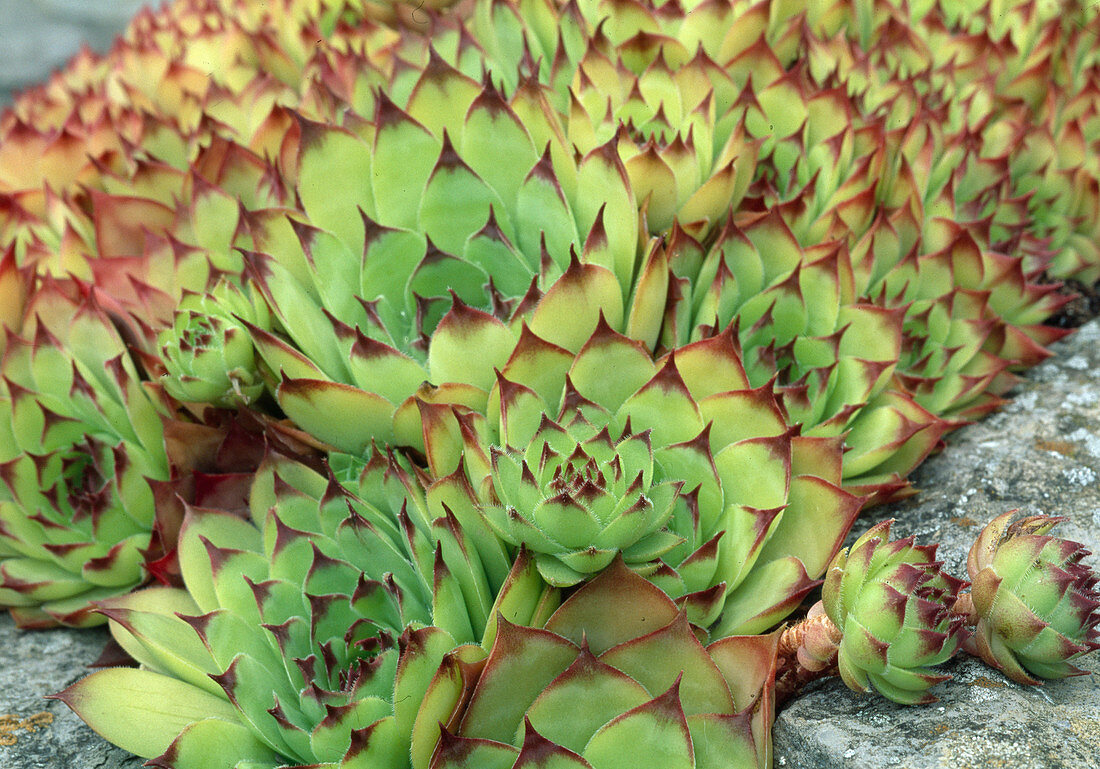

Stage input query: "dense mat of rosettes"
[{"left": 0, "top": 0, "right": 1097, "bottom": 767}]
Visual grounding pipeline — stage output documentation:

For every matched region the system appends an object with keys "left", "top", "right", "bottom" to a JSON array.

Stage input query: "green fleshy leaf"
[
  {"left": 535, "top": 555, "right": 590, "bottom": 588},
  {"left": 460, "top": 621, "right": 578, "bottom": 744},
  {"left": 150, "top": 717, "right": 281, "bottom": 769},
  {"left": 277, "top": 378, "right": 395, "bottom": 452},
  {"left": 686, "top": 712, "right": 759, "bottom": 769},
  {"left": 310, "top": 697, "right": 394, "bottom": 763},
  {"left": 411, "top": 643, "right": 487, "bottom": 769},
  {"left": 568, "top": 328, "right": 656, "bottom": 413},
  {"left": 98, "top": 588, "right": 219, "bottom": 696},
  {"left": 580, "top": 682, "right": 693, "bottom": 769},
  {"left": 428, "top": 304, "right": 517, "bottom": 391},
  {"left": 600, "top": 614, "right": 735, "bottom": 717},
  {"left": 51, "top": 668, "right": 239, "bottom": 759},
  {"left": 528, "top": 261, "right": 623, "bottom": 353},
  {"left": 713, "top": 556, "right": 817, "bottom": 636},
  {"left": 432, "top": 733, "right": 521, "bottom": 769},
  {"left": 371, "top": 100, "right": 441, "bottom": 230},
  {"left": 524, "top": 650, "right": 650, "bottom": 755},
  {"left": 297, "top": 124, "right": 372, "bottom": 250}
]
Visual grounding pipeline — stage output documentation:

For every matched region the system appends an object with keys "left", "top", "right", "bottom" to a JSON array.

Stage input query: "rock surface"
[
  {"left": 0, "top": 616, "right": 138, "bottom": 768},
  {"left": 0, "top": 0, "right": 145, "bottom": 106},
  {"left": 1, "top": 310, "right": 1098, "bottom": 768},
  {"left": 773, "top": 319, "right": 1100, "bottom": 768}
]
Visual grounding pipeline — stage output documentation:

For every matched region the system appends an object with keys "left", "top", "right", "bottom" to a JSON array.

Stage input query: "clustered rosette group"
[{"left": 0, "top": 0, "right": 1098, "bottom": 767}]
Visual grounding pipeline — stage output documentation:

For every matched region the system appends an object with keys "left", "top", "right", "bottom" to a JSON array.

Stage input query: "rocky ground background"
[
  {"left": 0, "top": 0, "right": 146, "bottom": 106},
  {"left": 1, "top": 4, "right": 1099, "bottom": 768}
]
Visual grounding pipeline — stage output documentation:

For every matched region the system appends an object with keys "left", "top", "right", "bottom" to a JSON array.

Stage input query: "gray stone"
[
  {"left": 0, "top": 614, "right": 139, "bottom": 768},
  {"left": 0, "top": 0, "right": 146, "bottom": 106},
  {"left": 774, "top": 318, "right": 1100, "bottom": 769}
]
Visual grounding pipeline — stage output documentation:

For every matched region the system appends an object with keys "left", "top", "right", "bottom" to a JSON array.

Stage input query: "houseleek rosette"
[
  {"left": 158, "top": 281, "right": 272, "bottom": 407},
  {"left": 418, "top": 318, "right": 862, "bottom": 634},
  {"left": 964, "top": 511, "right": 1100, "bottom": 684},
  {"left": 0, "top": 0, "right": 412, "bottom": 242},
  {"left": 459, "top": 0, "right": 876, "bottom": 239},
  {"left": 155, "top": 55, "right": 661, "bottom": 456},
  {"left": 54, "top": 449, "right": 558, "bottom": 768},
  {"left": 822, "top": 520, "right": 968, "bottom": 704},
  {"left": 0, "top": 278, "right": 169, "bottom": 627},
  {"left": 412, "top": 557, "right": 778, "bottom": 769},
  {"left": 479, "top": 418, "right": 681, "bottom": 587},
  {"left": 662, "top": 210, "right": 948, "bottom": 501}
]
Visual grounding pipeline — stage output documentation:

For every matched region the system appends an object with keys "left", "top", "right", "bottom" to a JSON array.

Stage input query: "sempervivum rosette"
[
  {"left": 156, "top": 281, "right": 272, "bottom": 408},
  {"left": 661, "top": 209, "right": 948, "bottom": 502},
  {"left": 416, "top": 319, "right": 861, "bottom": 633},
  {"left": 459, "top": 0, "right": 881, "bottom": 239},
  {"left": 477, "top": 417, "right": 682, "bottom": 587},
  {"left": 822, "top": 520, "right": 968, "bottom": 704},
  {"left": 0, "top": 277, "right": 169, "bottom": 627},
  {"left": 54, "top": 449, "right": 555, "bottom": 768},
  {"left": 964, "top": 511, "right": 1100, "bottom": 684},
  {"left": 155, "top": 55, "right": 666, "bottom": 456},
  {"left": 412, "top": 557, "right": 778, "bottom": 769},
  {"left": 0, "top": 0, "right": 436, "bottom": 314}
]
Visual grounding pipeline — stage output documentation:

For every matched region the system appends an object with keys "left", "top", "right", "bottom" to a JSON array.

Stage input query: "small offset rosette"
[
  {"left": 965, "top": 511, "right": 1100, "bottom": 684},
  {"left": 823, "top": 520, "right": 968, "bottom": 704}
]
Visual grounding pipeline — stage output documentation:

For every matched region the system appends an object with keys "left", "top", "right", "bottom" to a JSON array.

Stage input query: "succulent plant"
[
  {"left": 156, "top": 55, "right": 673, "bottom": 457},
  {"left": 457, "top": 0, "right": 883, "bottom": 240},
  {"left": 964, "top": 511, "right": 1100, "bottom": 684},
  {"left": 157, "top": 281, "right": 272, "bottom": 407},
  {"left": 822, "top": 519, "right": 968, "bottom": 704},
  {"left": 477, "top": 416, "right": 682, "bottom": 587},
  {"left": 417, "top": 319, "right": 862, "bottom": 633},
  {"left": 661, "top": 208, "right": 949, "bottom": 501},
  {"left": 0, "top": 0, "right": 446, "bottom": 327},
  {"left": 0, "top": 277, "right": 169, "bottom": 627},
  {"left": 54, "top": 448, "right": 555, "bottom": 767},
  {"left": 413, "top": 557, "right": 778, "bottom": 769},
  {"left": 5, "top": 4, "right": 1100, "bottom": 769},
  {"left": 0, "top": 247, "right": 33, "bottom": 351}
]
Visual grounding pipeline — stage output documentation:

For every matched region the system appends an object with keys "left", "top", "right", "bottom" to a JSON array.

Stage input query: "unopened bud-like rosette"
[
  {"left": 823, "top": 520, "right": 968, "bottom": 704},
  {"left": 158, "top": 281, "right": 270, "bottom": 408},
  {"left": 965, "top": 511, "right": 1100, "bottom": 684}
]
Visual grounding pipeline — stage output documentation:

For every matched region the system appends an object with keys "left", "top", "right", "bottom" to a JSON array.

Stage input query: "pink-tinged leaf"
[{"left": 89, "top": 191, "right": 176, "bottom": 259}]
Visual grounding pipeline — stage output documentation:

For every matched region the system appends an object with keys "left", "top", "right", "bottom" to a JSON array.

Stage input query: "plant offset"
[{"left": 0, "top": 0, "right": 1096, "bottom": 766}]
